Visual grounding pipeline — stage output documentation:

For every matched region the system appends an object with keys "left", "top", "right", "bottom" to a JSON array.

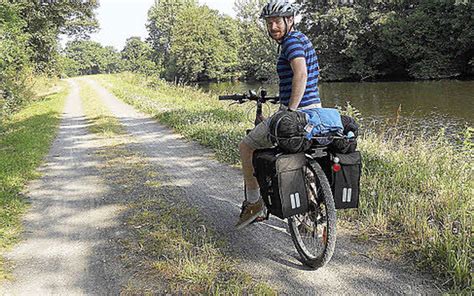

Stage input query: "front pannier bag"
[
  {"left": 331, "top": 151, "right": 362, "bottom": 209},
  {"left": 253, "top": 150, "right": 309, "bottom": 219}
]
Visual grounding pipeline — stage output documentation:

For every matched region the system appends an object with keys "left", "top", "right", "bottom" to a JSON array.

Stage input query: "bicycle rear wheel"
[{"left": 288, "top": 159, "right": 336, "bottom": 269}]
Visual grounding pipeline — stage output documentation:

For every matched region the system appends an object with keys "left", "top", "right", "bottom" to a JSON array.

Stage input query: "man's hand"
[
  {"left": 288, "top": 57, "right": 307, "bottom": 110},
  {"left": 255, "top": 113, "right": 266, "bottom": 125}
]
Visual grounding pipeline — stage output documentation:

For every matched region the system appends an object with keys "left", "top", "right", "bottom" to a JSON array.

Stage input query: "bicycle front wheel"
[{"left": 288, "top": 159, "right": 336, "bottom": 269}]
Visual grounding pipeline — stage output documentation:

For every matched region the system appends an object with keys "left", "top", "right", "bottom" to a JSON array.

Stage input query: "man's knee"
[{"left": 239, "top": 140, "right": 255, "bottom": 156}]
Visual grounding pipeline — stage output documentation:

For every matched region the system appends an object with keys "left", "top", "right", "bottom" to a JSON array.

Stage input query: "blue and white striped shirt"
[{"left": 277, "top": 31, "right": 320, "bottom": 108}]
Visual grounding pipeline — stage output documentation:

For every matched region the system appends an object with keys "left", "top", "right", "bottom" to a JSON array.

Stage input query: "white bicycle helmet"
[{"left": 260, "top": 0, "right": 299, "bottom": 19}]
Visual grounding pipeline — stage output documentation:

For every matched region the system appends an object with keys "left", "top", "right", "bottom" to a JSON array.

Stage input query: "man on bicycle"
[{"left": 236, "top": 0, "right": 322, "bottom": 229}]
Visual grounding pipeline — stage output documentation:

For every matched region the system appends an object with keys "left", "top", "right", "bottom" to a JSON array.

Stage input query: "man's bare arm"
[{"left": 288, "top": 57, "right": 307, "bottom": 110}]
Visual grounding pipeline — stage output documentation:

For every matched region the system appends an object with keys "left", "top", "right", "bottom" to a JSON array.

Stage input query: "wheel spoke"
[{"left": 288, "top": 160, "right": 336, "bottom": 268}]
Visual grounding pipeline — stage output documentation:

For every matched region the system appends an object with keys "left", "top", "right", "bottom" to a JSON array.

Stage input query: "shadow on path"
[{"left": 83, "top": 77, "right": 439, "bottom": 295}]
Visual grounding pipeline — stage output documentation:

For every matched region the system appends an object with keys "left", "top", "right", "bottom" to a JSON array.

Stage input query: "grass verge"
[
  {"left": 0, "top": 79, "right": 67, "bottom": 280},
  {"left": 78, "top": 78, "right": 275, "bottom": 294},
  {"left": 93, "top": 72, "right": 472, "bottom": 292},
  {"left": 96, "top": 73, "right": 268, "bottom": 164}
]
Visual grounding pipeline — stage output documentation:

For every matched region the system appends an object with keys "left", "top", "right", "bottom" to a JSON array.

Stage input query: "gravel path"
[
  {"left": 0, "top": 77, "right": 440, "bottom": 295},
  {"left": 83, "top": 78, "right": 440, "bottom": 295},
  {"left": 1, "top": 80, "right": 128, "bottom": 295}
]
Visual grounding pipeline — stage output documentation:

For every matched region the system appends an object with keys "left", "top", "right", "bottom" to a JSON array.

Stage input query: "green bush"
[{"left": 0, "top": 2, "right": 35, "bottom": 122}]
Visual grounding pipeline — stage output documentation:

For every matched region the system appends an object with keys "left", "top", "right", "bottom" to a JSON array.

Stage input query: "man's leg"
[
  {"left": 239, "top": 141, "right": 258, "bottom": 191},
  {"left": 235, "top": 119, "right": 273, "bottom": 229}
]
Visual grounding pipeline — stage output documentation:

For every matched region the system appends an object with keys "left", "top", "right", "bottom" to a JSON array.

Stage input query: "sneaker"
[{"left": 235, "top": 199, "right": 264, "bottom": 230}]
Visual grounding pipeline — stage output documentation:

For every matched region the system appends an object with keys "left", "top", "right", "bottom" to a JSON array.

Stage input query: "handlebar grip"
[{"left": 219, "top": 95, "right": 246, "bottom": 100}]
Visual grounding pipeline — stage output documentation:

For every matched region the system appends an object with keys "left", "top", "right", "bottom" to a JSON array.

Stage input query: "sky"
[{"left": 72, "top": 0, "right": 237, "bottom": 50}]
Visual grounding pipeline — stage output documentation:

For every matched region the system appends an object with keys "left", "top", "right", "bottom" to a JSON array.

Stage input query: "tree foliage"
[
  {"left": 144, "top": 0, "right": 471, "bottom": 82},
  {"left": 63, "top": 40, "right": 123, "bottom": 76},
  {"left": 62, "top": 37, "right": 161, "bottom": 78},
  {"left": 0, "top": 2, "right": 33, "bottom": 120},
  {"left": 235, "top": 0, "right": 278, "bottom": 81},
  {"left": 121, "top": 37, "right": 160, "bottom": 76},
  {"left": 380, "top": 0, "right": 473, "bottom": 79},
  {"left": 147, "top": 0, "right": 242, "bottom": 83},
  {"left": 297, "top": 0, "right": 473, "bottom": 80},
  {"left": 168, "top": 6, "right": 239, "bottom": 82},
  {"left": 146, "top": 0, "right": 197, "bottom": 70},
  {"left": 0, "top": 1, "right": 99, "bottom": 121},
  {"left": 12, "top": 0, "right": 99, "bottom": 74}
]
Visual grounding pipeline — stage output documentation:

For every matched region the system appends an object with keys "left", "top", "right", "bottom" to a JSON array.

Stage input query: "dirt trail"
[
  {"left": 83, "top": 77, "right": 439, "bottom": 295},
  {"left": 1, "top": 80, "right": 128, "bottom": 295},
  {"left": 1, "top": 77, "right": 439, "bottom": 295}
]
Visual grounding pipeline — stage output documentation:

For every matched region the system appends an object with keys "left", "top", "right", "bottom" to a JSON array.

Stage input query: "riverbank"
[{"left": 95, "top": 72, "right": 472, "bottom": 292}]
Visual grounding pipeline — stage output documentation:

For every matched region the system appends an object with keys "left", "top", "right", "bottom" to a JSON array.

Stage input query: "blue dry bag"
[{"left": 300, "top": 108, "right": 344, "bottom": 139}]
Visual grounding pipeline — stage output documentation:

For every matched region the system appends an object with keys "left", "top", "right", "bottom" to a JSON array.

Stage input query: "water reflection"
[{"left": 200, "top": 80, "right": 473, "bottom": 135}]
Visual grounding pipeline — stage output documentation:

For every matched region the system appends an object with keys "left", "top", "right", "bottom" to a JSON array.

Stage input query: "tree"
[
  {"left": 146, "top": 0, "right": 197, "bottom": 73},
  {"left": 234, "top": 0, "right": 266, "bottom": 21},
  {"left": 63, "top": 40, "right": 104, "bottom": 75},
  {"left": 163, "top": 5, "right": 240, "bottom": 83},
  {"left": 0, "top": 0, "right": 100, "bottom": 122},
  {"left": 234, "top": 0, "right": 278, "bottom": 81},
  {"left": 303, "top": 6, "right": 371, "bottom": 80},
  {"left": 121, "top": 37, "right": 159, "bottom": 76},
  {"left": 58, "top": 55, "right": 80, "bottom": 78},
  {"left": 12, "top": 0, "right": 99, "bottom": 74},
  {"left": 379, "top": 0, "right": 473, "bottom": 79},
  {"left": 297, "top": 0, "right": 473, "bottom": 80},
  {"left": 102, "top": 46, "right": 124, "bottom": 74},
  {"left": 0, "top": 2, "right": 34, "bottom": 120},
  {"left": 63, "top": 40, "right": 122, "bottom": 76},
  {"left": 215, "top": 15, "right": 241, "bottom": 80}
]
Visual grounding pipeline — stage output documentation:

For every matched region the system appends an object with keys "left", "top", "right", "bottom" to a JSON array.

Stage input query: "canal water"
[{"left": 200, "top": 80, "right": 473, "bottom": 136}]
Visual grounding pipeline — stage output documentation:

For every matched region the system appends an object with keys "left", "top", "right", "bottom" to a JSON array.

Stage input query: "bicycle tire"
[{"left": 288, "top": 159, "right": 337, "bottom": 269}]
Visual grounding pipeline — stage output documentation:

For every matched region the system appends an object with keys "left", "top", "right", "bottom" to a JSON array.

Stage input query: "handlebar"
[
  {"left": 218, "top": 90, "right": 279, "bottom": 104},
  {"left": 218, "top": 94, "right": 245, "bottom": 101},
  {"left": 219, "top": 89, "right": 279, "bottom": 125}
]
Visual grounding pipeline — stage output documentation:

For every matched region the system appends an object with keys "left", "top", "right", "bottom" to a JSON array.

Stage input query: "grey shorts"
[
  {"left": 242, "top": 103, "right": 322, "bottom": 150},
  {"left": 242, "top": 117, "right": 274, "bottom": 150}
]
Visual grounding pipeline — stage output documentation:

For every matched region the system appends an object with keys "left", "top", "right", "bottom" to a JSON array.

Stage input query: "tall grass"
[
  {"left": 95, "top": 72, "right": 472, "bottom": 291},
  {"left": 356, "top": 129, "right": 472, "bottom": 289}
]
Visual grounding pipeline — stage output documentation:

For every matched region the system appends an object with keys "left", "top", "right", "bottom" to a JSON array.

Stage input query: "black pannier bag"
[
  {"left": 253, "top": 149, "right": 309, "bottom": 219},
  {"left": 329, "top": 115, "right": 359, "bottom": 154},
  {"left": 330, "top": 151, "right": 362, "bottom": 209},
  {"left": 268, "top": 110, "right": 311, "bottom": 154}
]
